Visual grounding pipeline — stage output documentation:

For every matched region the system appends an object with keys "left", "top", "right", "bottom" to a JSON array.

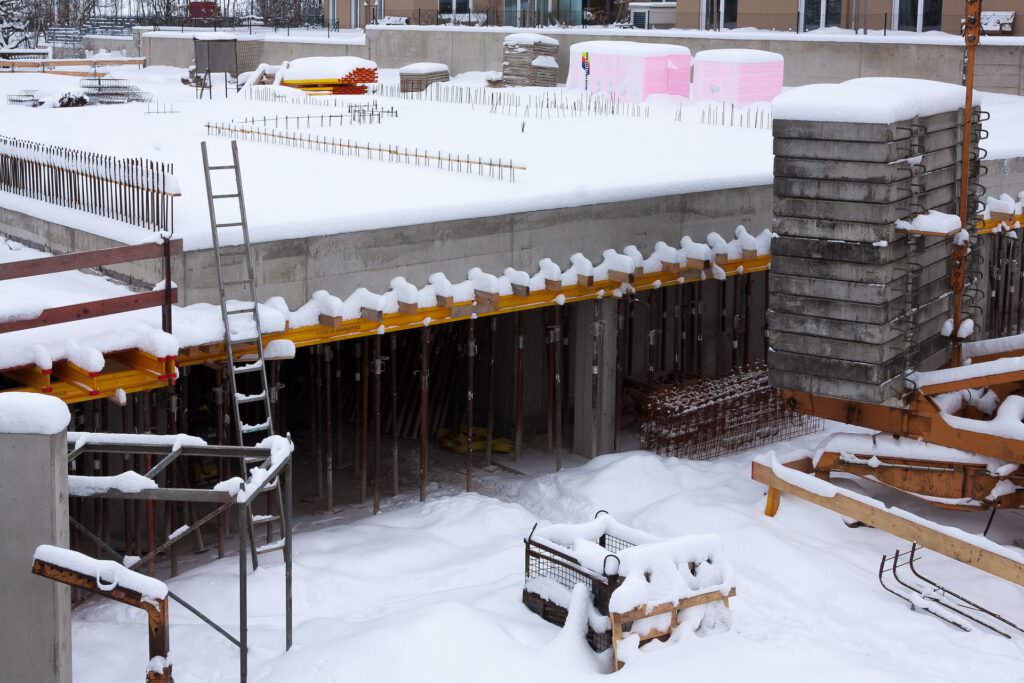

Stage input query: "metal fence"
[{"left": 0, "top": 135, "right": 179, "bottom": 233}]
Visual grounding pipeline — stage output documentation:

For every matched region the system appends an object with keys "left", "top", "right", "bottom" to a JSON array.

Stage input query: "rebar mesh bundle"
[{"left": 638, "top": 363, "right": 822, "bottom": 460}]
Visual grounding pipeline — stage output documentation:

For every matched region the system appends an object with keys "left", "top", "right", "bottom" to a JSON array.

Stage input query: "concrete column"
[
  {"left": 572, "top": 298, "right": 619, "bottom": 458},
  {"left": 0, "top": 395, "right": 71, "bottom": 683}
]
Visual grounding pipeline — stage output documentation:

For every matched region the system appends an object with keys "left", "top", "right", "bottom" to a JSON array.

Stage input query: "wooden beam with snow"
[
  {"left": 751, "top": 459, "right": 1024, "bottom": 587},
  {"left": 0, "top": 240, "right": 182, "bottom": 281}
]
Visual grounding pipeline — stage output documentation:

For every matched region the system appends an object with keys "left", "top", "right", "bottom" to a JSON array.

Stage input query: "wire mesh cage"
[{"left": 522, "top": 517, "right": 636, "bottom": 652}]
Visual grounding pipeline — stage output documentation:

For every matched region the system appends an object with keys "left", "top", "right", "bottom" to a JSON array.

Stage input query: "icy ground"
[
  {"left": 70, "top": 428, "right": 1024, "bottom": 682},
  {"left": 2, "top": 66, "right": 1023, "bottom": 250}
]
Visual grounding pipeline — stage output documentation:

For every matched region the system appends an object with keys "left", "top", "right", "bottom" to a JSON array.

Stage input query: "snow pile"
[
  {"left": 68, "top": 471, "right": 158, "bottom": 496},
  {"left": 213, "top": 434, "right": 293, "bottom": 502},
  {"left": 0, "top": 393, "right": 70, "bottom": 435},
  {"left": 398, "top": 62, "right": 449, "bottom": 75},
  {"left": 774, "top": 78, "right": 975, "bottom": 124},
  {"left": 503, "top": 33, "right": 559, "bottom": 47},
  {"left": 34, "top": 544, "right": 167, "bottom": 600},
  {"left": 895, "top": 210, "right": 962, "bottom": 235},
  {"left": 69, "top": 431, "right": 208, "bottom": 451},
  {"left": 532, "top": 56, "right": 558, "bottom": 69}
]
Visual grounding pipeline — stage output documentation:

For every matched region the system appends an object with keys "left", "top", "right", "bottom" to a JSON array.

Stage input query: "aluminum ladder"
[{"left": 201, "top": 140, "right": 286, "bottom": 568}]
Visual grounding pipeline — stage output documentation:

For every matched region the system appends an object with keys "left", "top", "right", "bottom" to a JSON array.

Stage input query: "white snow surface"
[
  {"left": 0, "top": 392, "right": 70, "bottom": 434},
  {"left": 503, "top": 32, "right": 559, "bottom": 46},
  {"left": 67, "top": 429, "right": 1024, "bottom": 683},
  {"left": 1, "top": 68, "right": 1022, "bottom": 251},
  {"left": 397, "top": 62, "right": 449, "bottom": 75},
  {"left": 34, "top": 544, "right": 168, "bottom": 600},
  {"left": 693, "top": 49, "right": 783, "bottom": 63},
  {"left": 773, "top": 77, "right": 976, "bottom": 124},
  {"left": 569, "top": 40, "right": 691, "bottom": 57}
]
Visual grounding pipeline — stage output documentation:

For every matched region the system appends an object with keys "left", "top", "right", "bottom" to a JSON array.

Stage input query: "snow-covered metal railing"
[
  {"left": 0, "top": 134, "right": 180, "bottom": 233},
  {"left": 205, "top": 121, "right": 525, "bottom": 182}
]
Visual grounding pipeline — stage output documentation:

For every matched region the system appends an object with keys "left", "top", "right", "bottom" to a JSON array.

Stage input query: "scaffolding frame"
[{"left": 65, "top": 436, "right": 294, "bottom": 683}]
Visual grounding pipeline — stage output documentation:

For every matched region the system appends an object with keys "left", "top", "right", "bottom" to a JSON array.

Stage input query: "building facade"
[{"left": 675, "top": 0, "right": 1024, "bottom": 36}]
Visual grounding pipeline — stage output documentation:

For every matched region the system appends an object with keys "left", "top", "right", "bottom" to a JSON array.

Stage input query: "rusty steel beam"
[
  {"left": 0, "top": 290, "right": 178, "bottom": 334},
  {"left": 32, "top": 559, "right": 171, "bottom": 682},
  {"left": 0, "top": 239, "right": 182, "bottom": 281}
]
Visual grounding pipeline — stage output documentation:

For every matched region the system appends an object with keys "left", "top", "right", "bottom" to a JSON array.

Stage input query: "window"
[
  {"left": 895, "top": 0, "right": 943, "bottom": 32},
  {"left": 802, "top": 0, "right": 842, "bottom": 31},
  {"left": 703, "top": 0, "right": 737, "bottom": 30}
]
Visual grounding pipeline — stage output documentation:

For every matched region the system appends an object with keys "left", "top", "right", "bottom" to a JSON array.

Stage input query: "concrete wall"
[
  {"left": 138, "top": 25, "right": 1024, "bottom": 94},
  {"left": 0, "top": 429, "right": 71, "bottom": 683}
]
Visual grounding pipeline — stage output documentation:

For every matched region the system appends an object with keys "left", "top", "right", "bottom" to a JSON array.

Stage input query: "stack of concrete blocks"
[
  {"left": 768, "top": 95, "right": 980, "bottom": 406},
  {"left": 399, "top": 63, "right": 450, "bottom": 93},
  {"left": 502, "top": 33, "right": 559, "bottom": 88}
]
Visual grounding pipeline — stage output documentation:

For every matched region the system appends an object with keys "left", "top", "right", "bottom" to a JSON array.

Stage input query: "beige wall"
[{"left": 675, "top": 0, "right": 1024, "bottom": 36}]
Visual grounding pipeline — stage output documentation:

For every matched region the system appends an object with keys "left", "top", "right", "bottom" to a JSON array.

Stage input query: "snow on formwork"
[
  {"left": 65, "top": 442, "right": 1024, "bottom": 682},
  {"left": 503, "top": 32, "right": 559, "bottom": 47},
  {"left": 692, "top": 49, "right": 783, "bottom": 105},
  {"left": 565, "top": 41, "right": 691, "bottom": 102},
  {"left": 773, "top": 77, "right": 979, "bottom": 124}
]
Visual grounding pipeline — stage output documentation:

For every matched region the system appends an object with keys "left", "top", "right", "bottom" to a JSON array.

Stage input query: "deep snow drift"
[{"left": 69, "top": 430, "right": 1024, "bottom": 682}]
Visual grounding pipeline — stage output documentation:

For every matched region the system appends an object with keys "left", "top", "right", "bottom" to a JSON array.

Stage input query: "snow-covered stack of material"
[
  {"left": 768, "top": 78, "right": 982, "bottom": 405},
  {"left": 523, "top": 514, "right": 734, "bottom": 655},
  {"left": 502, "top": 33, "right": 559, "bottom": 88},
  {"left": 565, "top": 41, "right": 691, "bottom": 102},
  {"left": 398, "top": 62, "right": 450, "bottom": 93}
]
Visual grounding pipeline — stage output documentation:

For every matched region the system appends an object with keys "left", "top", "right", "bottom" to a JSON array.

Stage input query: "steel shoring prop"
[
  {"left": 554, "top": 306, "right": 563, "bottom": 472},
  {"left": 485, "top": 317, "right": 496, "bottom": 468},
  {"left": 390, "top": 333, "right": 400, "bottom": 496},
  {"left": 325, "top": 344, "right": 335, "bottom": 511},
  {"left": 373, "top": 335, "right": 382, "bottom": 514},
  {"left": 420, "top": 327, "right": 430, "bottom": 502},
  {"left": 950, "top": 0, "right": 983, "bottom": 367},
  {"left": 466, "top": 317, "right": 476, "bottom": 492},
  {"left": 514, "top": 312, "right": 524, "bottom": 462}
]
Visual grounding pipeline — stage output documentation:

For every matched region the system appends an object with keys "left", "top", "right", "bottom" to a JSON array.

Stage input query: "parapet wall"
[{"left": 138, "top": 27, "right": 1024, "bottom": 95}]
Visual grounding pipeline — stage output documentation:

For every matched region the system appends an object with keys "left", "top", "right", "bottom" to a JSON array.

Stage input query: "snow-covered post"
[{"left": 0, "top": 394, "right": 72, "bottom": 683}]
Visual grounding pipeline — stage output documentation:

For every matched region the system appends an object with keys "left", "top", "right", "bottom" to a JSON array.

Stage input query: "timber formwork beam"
[{"left": 751, "top": 459, "right": 1024, "bottom": 587}]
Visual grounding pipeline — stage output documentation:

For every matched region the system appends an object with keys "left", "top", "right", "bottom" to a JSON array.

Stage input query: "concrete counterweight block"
[
  {"left": 0, "top": 393, "right": 72, "bottom": 683},
  {"left": 768, "top": 80, "right": 981, "bottom": 405}
]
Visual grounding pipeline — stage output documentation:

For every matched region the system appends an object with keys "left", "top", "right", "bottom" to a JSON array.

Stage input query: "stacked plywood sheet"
[
  {"left": 399, "top": 62, "right": 450, "bottom": 93},
  {"left": 767, "top": 79, "right": 981, "bottom": 405},
  {"left": 502, "top": 33, "right": 559, "bottom": 88}
]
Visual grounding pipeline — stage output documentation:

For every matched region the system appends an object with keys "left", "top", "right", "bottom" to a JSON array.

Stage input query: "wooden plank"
[
  {"left": 0, "top": 289, "right": 177, "bottom": 334},
  {"left": 751, "top": 460, "right": 1024, "bottom": 587},
  {"left": 613, "top": 587, "right": 736, "bottom": 623},
  {"left": 916, "top": 367, "right": 1024, "bottom": 395},
  {"left": 0, "top": 240, "right": 182, "bottom": 281},
  {"left": 2, "top": 365, "right": 52, "bottom": 392},
  {"left": 51, "top": 360, "right": 99, "bottom": 396}
]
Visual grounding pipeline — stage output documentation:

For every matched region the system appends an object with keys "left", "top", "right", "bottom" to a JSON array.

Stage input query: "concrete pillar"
[
  {"left": 0, "top": 394, "right": 71, "bottom": 683},
  {"left": 572, "top": 298, "right": 619, "bottom": 457}
]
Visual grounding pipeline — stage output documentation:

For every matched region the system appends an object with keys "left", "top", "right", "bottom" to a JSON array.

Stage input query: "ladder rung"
[
  {"left": 216, "top": 222, "right": 244, "bottom": 229},
  {"left": 256, "top": 539, "right": 285, "bottom": 554},
  {"left": 235, "top": 391, "right": 267, "bottom": 404},
  {"left": 208, "top": 165, "right": 236, "bottom": 170},
  {"left": 241, "top": 421, "right": 271, "bottom": 434},
  {"left": 212, "top": 193, "right": 240, "bottom": 199},
  {"left": 227, "top": 307, "right": 256, "bottom": 315},
  {"left": 229, "top": 336, "right": 260, "bottom": 346},
  {"left": 251, "top": 514, "right": 280, "bottom": 525},
  {"left": 218, "top": 245, "right": 248, "bottom": 257},
  {"left": 222, "top": 279, "right": 252, "bottom": 287},
  {"left": 234, "top": 361, "right": 263, "bottom": 374}
]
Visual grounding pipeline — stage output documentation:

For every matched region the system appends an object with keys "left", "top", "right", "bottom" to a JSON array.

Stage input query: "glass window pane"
[
  {"left": 898, "top": 0, "right": 918, "bottom": 31},
  {"left": 723, "top": 0, "right": 737, "bottom": 28},
  {"left": 922, "top": 0, "right": 942, "bottom": 31},
  {"left": 825, "top": 0, "right": 842, "bottom": 26},
  {"left": 804, "top": 0, "right": 821, "bottom": 31},
  {"left": 438, "top": 0, "right": 453, "bottom": 13}
]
